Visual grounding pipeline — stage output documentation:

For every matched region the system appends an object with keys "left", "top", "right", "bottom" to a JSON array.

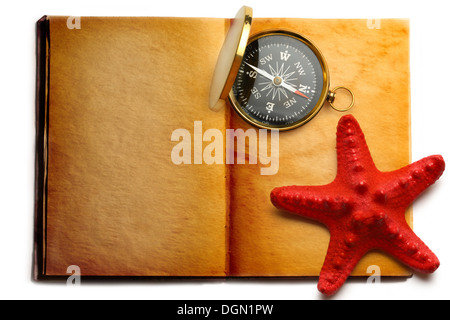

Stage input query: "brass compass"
[{"left": 209, "top": 6, "right": 354, "bottom": 131}]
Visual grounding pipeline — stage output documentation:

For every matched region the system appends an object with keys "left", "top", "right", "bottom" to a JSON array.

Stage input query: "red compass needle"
[{"left": 293, "top": 89, "right": 309, "bottom": 99}]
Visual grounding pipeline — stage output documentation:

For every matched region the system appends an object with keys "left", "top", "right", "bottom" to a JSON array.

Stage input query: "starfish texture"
[{"left": 270, "top": 115, "right": 445, "bottom": 296}]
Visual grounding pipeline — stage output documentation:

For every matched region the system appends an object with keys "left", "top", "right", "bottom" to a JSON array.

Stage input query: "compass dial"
[{"left": 230, "top": 31, "right": 329, "bottom": 130}]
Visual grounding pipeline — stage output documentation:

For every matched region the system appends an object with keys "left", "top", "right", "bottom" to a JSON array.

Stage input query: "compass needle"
[{"left": 244, "top": 62, "right": 274, "bottom": 81}]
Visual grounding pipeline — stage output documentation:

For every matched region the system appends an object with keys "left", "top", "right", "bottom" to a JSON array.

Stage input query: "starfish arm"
[
  {"left": 380, "top": 155, "right": 445, "bottom": 210},
  {"left": 270, "top": 185, "right": 352, "bottom": 223},
  {"left": 335, "top": 115, "right": 378, "bottom": 180},
  {"left": 378, "top": 221, "right": 440, "bottom": 273},
  {"left": 317, "top": 230, "right": 367, "bottom": 296}
]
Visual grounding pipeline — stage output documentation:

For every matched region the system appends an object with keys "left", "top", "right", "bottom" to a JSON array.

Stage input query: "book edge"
[{"left": 33, "top": 15, "right": 50, "bottom": 281}]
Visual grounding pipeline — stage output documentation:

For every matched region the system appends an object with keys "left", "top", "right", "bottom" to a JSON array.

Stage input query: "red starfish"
[{"left": 270, "top": 114, "right": 445, "bottom": 296}]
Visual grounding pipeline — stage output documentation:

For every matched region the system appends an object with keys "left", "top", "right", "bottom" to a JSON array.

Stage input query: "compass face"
[{"left": 230, "top": 31, "right": 329, "bottom": 130}]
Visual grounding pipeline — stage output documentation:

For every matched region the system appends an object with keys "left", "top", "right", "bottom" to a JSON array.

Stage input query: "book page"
[
  {"left": 44, "top": 17, "right": 229, "bottom": 276},
  {"left": 228, "top": 18, "right": 412, "bottom": 276}
]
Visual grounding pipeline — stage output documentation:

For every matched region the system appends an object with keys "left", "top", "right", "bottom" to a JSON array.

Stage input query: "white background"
[{"left": 1, "top": 0, "right": 449, "bottom": 300}]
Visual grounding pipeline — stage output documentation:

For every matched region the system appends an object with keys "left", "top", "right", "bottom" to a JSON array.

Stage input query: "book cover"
[{"left": 35, "top": 15, "right": 411, "bottom": 278}]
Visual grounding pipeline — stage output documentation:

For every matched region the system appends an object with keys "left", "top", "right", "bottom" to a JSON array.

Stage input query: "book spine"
[{"left": 33, "top": 15, "right": 50, "bottom": 280}]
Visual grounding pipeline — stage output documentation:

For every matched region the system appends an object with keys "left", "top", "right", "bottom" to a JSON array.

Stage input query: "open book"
[{"left": 35, "top": 16, "right": 411, "bottom": 278}]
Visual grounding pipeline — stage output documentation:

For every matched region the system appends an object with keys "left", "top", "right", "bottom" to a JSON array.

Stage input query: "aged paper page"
[
  {"left": 45, "top": 17, "right": 228, "bottom": 276},
  {"left": 229, "top": 18, "right": 411, "bottom": 276}
]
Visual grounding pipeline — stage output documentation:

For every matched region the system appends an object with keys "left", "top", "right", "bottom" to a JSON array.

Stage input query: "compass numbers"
[
  {"left": 294, "top": 62, "right": 306, "bottom": 75},
  {"left": 280, "top": 50, "right": 291, "bottom": 61}
]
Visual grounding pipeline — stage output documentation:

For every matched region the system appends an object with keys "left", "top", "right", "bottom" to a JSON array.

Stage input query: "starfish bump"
[{"left": 270, "top": 114, "right": 445, "bottom": 296}]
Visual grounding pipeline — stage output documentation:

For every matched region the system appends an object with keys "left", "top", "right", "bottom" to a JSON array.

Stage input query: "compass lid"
[{"left": 209, "top": 6, "right": 253, "bottom": 111}]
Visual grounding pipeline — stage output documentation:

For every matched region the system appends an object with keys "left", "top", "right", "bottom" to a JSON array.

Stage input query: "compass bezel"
[{"left": 228, "top": 30, "right": 331, "bottom": 131}]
